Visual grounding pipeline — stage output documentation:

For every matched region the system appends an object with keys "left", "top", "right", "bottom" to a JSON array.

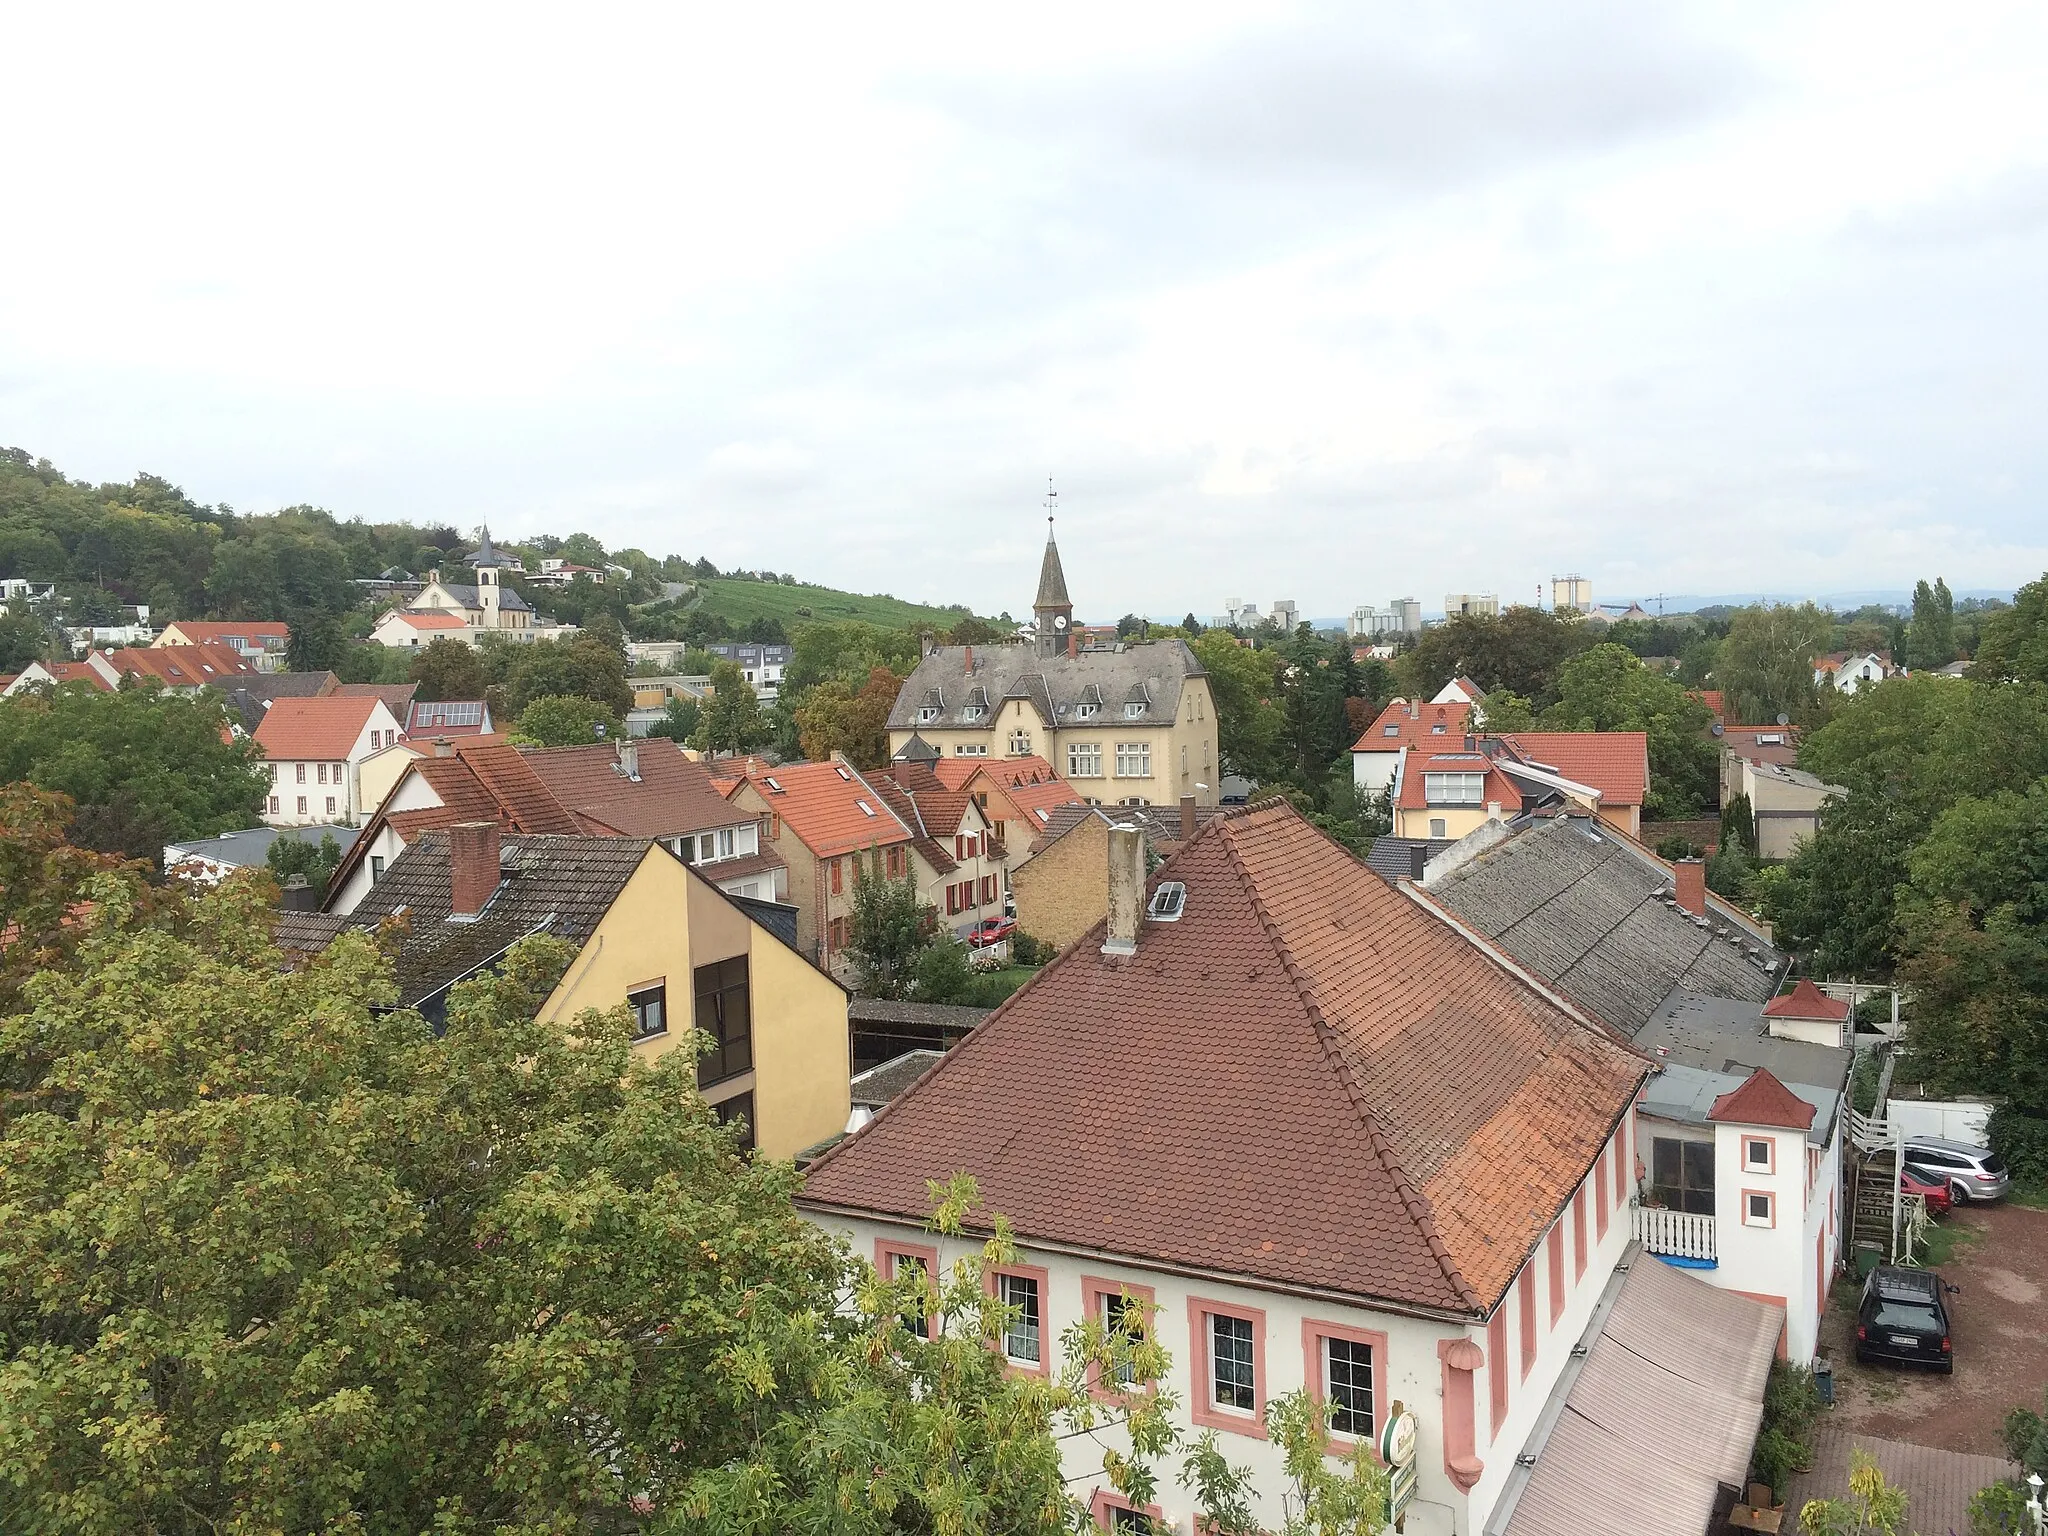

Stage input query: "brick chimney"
[
  {"left": 1674, "top": 857, "right": 1706, "bottom": 917},
  {"left": 432, "top": 735, "right": 456, "bottom": 758},
  {"left": 1179, "top": 793, "right": 1196, "bottom": 842},
  {"left": 1409, "top": 842, "right": 1429, "bottom": 880},
  {"left": 1103, "top": 823, "right": 1144, "bottom": 957},
  {"left": 616, "top": 738, "right": 640, "bottom": 781},
  {"left": 449, "top": 821, "right": 501, "bottom": 917},
  {"left": 1067, "top": 630, "right": 1079, "bottom": 659},
  {"left": 963, "top": 644, "right": 973, "bottom": 674}
]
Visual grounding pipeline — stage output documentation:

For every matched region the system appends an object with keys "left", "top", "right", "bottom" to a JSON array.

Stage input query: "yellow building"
[
  {"left": 885, "top": 524, "right": 1220, "bottom": 807},
  {"left": 276, "top": 822, "right": 849, "bottom": 1160}
]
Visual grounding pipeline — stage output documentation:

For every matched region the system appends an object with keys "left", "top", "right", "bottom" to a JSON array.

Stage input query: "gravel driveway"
[{"left": 1819, "top": 1200, "right": 2048, "bottom": 1455}]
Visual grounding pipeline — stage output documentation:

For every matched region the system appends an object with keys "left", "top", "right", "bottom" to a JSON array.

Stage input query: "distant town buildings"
[
  {"left": 1444, "top": 592, "right": 1501, "bottom": 619},
  {"left": 1347, "top": 597, "right": 1423, "bottom": 637},
  {"left": 1551, "top": 574, "right": 1594, "bottom": 614}
]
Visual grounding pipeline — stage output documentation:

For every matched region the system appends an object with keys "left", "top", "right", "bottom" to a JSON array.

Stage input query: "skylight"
[
  {"left": 835, "top": 765, "right": 853, "bottom": 780},
  {"left": 1146, "top": 882, "right": 1187, "bottom": 922},
  {"left": 765, "top": 776, "right": 783, "bottom": 793},
  {"left": 857, "top": 800, "right": 876, "bottom": 817}
]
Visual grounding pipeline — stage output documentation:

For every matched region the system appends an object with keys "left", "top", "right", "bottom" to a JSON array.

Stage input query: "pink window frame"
[
  {"left": 1301, "top": 1317, "right": 1390, "bottom": 1449},
  {"left": 1572, "top": 1187, "right": 1588, "bottom": 1280},
  {"left": 1081, "top": 1274, "right": 1158, "bottom": 1402},
  {"left": 875, "top": 1237, "right": 940, "bottom": 1341},
  {"left": 1612, "top": 1116, "right": 1630, "bottom": 1205},
  {"left": 985, "top": 1261, "right": 1052, "bottom": 1377},
  {"left": 1187, "top": 1296, "right": 1268, "bottom": 1439},
  {"left": 1486, "top": 1306, "right": 1510, "bottom": 1435},
  {"left": 1741, "top": 1188, "right": 1777, "bottom": 1229},
  {"left": 1744, "top": 1134, "right": 1777, "bottom": 1175},
  {"left": 1546, "top": 1223, "right": 1565, "bottom": 1325},
  {"left": 1594, "top": 1145, "right": 1610, "bottom": 1240},
  {"left": 1518, "top": 1268, "right": 1537, "bottom": 1379},
  {"left": 1089, "top": 1488, "right": 1166, "bottom": 1530}
]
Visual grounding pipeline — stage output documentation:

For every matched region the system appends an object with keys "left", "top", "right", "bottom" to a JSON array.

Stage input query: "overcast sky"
[{"left": 6, "top": 3, "right": 2048, "bottom": 619}]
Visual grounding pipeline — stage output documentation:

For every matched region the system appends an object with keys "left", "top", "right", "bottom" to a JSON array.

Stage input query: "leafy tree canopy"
[
  {"left": 1713, "top": 603, "right": 1832, "bottom": 727},
  {"left": 695, "top": 662, "right": 768, "bottom": 757},
  {"left": 408, "top": 636, "right": 487, "bottom": 701},
  {"left": 1541, "top": 642, "right": 1717, "bottom": 817},
  {"left": 1393, "top": 606, "right": 1595, "bottom": 711},
  {"left": 1971, "top": 570, "right": 2048, "bottom": 684},
  {"left": 515, "top": 693, "right": 624, "bottom": 747},
  {"left": 793, "top": 665, "right": 898, "bottom": 769}
]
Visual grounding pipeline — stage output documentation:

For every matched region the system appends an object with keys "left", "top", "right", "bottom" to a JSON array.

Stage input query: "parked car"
[
  {"left": 1854, "top": 1265, "right": 1958, "bottom": 1374},
  {"left": 1898, "top": 1166, "right": 1952, "bottom": 1216},
  {"left": 966, "top": 916, "right": 1017, "bottom": 950},
  {"left": 1902, "top": 1137, "right": 2010, "bottom": 1205}
]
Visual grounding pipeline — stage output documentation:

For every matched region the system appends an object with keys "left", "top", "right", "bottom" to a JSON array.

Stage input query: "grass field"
[{"left": 686, "top": 577, "right": 978, "bottom": 632}]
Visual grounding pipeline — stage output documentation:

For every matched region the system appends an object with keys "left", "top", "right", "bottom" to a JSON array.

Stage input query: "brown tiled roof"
[
  {"left": 102, "top": 643, "right": 255, "bottom": 687},
  {"left": 253, "top": 696, "right": 387, "bottom": 760},
  {"left": 1496, "top": 732, "right": 1649, "bottom": 809},
  {"left": 1763, "top": 978, "right": 1849, "bottom": 1022},
  {"left": 1707, "top": 1066, "right": 1817, "bottom": 1130},
  {"left": 1351, "top": 698, "right": 1474, "bottom": 752},
  {"left": 803, "top": 801, "right": 1646, "bottom": 1314},
  {"left": 161, "top": 620, "right": 290, "bottom": 645},
  {"left": 729, "top": 759, "right": 916, "bottom": 860},
  {"left": 336, "top": 682, "right": 419, "bottom": 715},
  {"left": 521, "top": 739, "right": 741, "bottom": 839}
]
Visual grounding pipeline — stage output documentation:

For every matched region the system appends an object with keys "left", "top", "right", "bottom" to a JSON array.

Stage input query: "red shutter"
[{"left": 946, "top": 884, "right": 958, "bottom": 915}]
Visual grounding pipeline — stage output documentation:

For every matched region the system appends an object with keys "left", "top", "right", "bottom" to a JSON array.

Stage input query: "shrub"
[
  {"left": 1968, "top": 1480, "right": 2032, "bottom": 1536},
  {"left": 1656, "top": 834, "right": 1702, "bottom": 861},
  {"left": 1750, "top": 1361, "right": 1822, "bottom": 1495},
  {"left": 1010, "top": 931, "right": 1049, "bottom": 967},
  {"left": 1988, "top": 1106, "right": 2048, "bottom": 1187}
]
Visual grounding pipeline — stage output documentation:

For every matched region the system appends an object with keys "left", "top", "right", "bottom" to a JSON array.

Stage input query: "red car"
[
  {"left": 967, "top": 917, "right": 1017, "bottom": 949},
  {"left": 1900, "top": 1167, "right": 1952, "bottom": 1216}
]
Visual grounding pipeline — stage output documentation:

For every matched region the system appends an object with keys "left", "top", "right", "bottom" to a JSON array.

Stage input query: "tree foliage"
[
  {"left": 1905, "top": 577, "right": 1956, "bottom": 670},
  {"left": 1541, "top": 642, "right": 1717, "bottom": 817},
  {"left": 515, "top": 693, "right": 624, "bottom": 747},
  {"left": 1394, "top": 607, "right": 1595, "bottom": 711},
  {"left": 1972, "top": 570, "right": 2048, "bottom": 684},
  {"left": 407, "top": 636, "right": 487, "bottom": 701},
  {"left": 0, "top": 682, "right": 268, "bottom": 862},
  {"left": 1190, "top": 632, "right": 1283, "bottom": 783},
  {"left": 843, "top": 849, "right": 935, "bottom": 999},
  {"left": 793, "top": 666, "right": 898, "bottom": 768},
  {"left": 1715, "top": 603, "right": 1831, "bottom": 727},
  {"left": 696, "top": 662, "right": 768, "bottom": 757},
  {"left": 263, "top": 829, "right": 343, "bottom": 898}
]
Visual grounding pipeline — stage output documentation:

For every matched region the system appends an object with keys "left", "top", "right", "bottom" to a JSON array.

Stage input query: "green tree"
[
  {"left": 1906, "top": 577, "right": 1956, "bottom": 670},
  {"left": 1191, "top": 631, "right": 1284, "bottom": 782},
  {"left": 696, "top": 661, "right": 767, "bottom": 756},
  {"left": 644, "top": 695, "right": 703, "bottom": 744},
  {"left": 1181, "top": 612, "right": 1204, "bottom": 635},
  {"left": 0, "top": 610, "right": 50, "bottom": 671},
  {"left": 781, "top": 620, "right": 922, "bottom": 698},
  {"left": 501, "top": 636, "right": 632, "bottom": 717},
  {"left": 1393, "top": 607, "right": 1595, "bottom": 711},
  {"left": 909, "top": 933, "right": 976, "bottom": 1003},
  {"left": 263, "top": 830, "right": 344, "bottom": 899},
  {"left": 1541, "top": 643, "right": 1718, "bottom": 817},
  {"left": 843, "top": 848, "right": 934, "bottom": 998},
  {"left": 1797, "top": 1448, "right": 1911, "bottom": 1535},
  {"left": 514, "top": 693, "right": 624, "bottom": 747},
  {"left": 1972, "top": 571, "right": 2048, "bottom": 684},
  {"left": 408, "top": 635, "right": 487, "bottom": 701},
  {"left": 0, "top": 682, "right": 268, "bottom": 862},
  {"left": 793, "top": 666, "right": 899, "bottom": 768},
  {"left": 1715, "top": 603, "right": 1832, "bottom": 726},
  {"left": 1478, "top": 688, "right": 1537, "bottom": 731},
  {"left": 1721, "top": 791, "right": 1758, "bottom": 856}
]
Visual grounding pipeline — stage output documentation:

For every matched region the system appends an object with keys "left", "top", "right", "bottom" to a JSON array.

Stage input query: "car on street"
[
  {"left": 1855, "top": 1265, "right": 1959, "bottom": 1373},
  {"left": 966, "top": 916, "right": 1017, "bottom": 950},
  {"left": 1898, "top": 1165, "right": 1953, "bottom": 1216},
  {"left": 1902, "top": 1137, "right": 2010, "bottom": 1205}
]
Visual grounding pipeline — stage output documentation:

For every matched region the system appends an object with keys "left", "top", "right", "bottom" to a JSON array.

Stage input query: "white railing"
[
  {"left": 1633, "top": 1206, "right": 1716, "bottom": 1262},
  {"left": 1849, "top": 1107, "right": 1894, "bottom": 1155}
]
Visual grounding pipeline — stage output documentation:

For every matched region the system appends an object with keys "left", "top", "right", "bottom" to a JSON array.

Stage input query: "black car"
[{"left": 1855, "top": 1265, "right": 1958, "bottom": 1373}]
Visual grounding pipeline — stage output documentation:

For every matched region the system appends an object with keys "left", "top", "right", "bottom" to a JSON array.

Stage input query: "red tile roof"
[
  {"left": 940, "top": 755, "right": 1086, "bottom": 829},
  {"left": 729, "top": 759, "right": 915, "bottom": 860},
  {"left": 252, "top": 696, "right": 388, "bottom": 760},
  {"left": 385, "top": 611, "right": 469, "bottom": 631},
  {"left": 1394, "top": 753, "right": 1525, "bottom": 811},
  {"left": 21, "top": 661, "right": 113, "bottom": 692},
  {"left": 521, "top": 740, "right": 743, "bottom": 838},
  {"left": 101, "top": 644, "right": 255, "bottom": 686},
  {"left": 1494, "top": 732, "right": 1649, "bottom": 809},
  {"left": 1351, "top": 698, "right": 1474, "bottom": 752},
  {"left": 1707, "top": 1067, "right": 1817, "bottom": 1130},
  {"left": 1690, "top": 689, "right": 1726, "bottom": 721},
  {"left": 159, "top": 620, "right": 289, "bottom": 645},
  {"left": 1763, "top": 978, "right": 1849, "bottom": 1023},
  {"left": 802, "top": 801, "right": 1647, "bottom": 1314}
]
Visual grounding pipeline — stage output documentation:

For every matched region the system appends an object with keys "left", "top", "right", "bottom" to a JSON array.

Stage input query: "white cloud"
[{"left": 3, "top": 0, "right": 2047, "bottom": 616}]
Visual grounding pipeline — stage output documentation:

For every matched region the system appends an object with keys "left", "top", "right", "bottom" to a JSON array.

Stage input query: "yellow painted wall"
[
  {"left": 1011, "top": 814, "right": 1109, "bottom": 952},
  {"left": 357, "top": 745, "right": 421, "bottom": 821},
  {"left": 538, "top": 847, "right": 850, "bottom": 1161}
]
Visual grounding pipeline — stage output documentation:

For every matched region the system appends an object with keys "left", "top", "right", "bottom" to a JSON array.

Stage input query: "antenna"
[{"left": 1045, "top": 476, "right": 1057, "bottom": 533}]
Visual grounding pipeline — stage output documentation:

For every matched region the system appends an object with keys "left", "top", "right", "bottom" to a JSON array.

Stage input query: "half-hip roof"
[
  {"left": 1762, "top": 978, "right": 1850, "bottom": 1022},
  {"left": 801, "top": 800, "right": 1647, "bottom": 1316}
]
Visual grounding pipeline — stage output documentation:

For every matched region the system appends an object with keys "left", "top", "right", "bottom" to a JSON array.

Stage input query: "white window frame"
[
  {"left": 954, "top": 743, "right": 988, "bottom": 757},
  {"left": 1068, "top": 742, "right": 1103, "bottom": 778},
  {"left": 1423, "top": 771, "right": 1484, "bottom": 806},
  {"left": 1114, "top": 742, "right": 1151, "bottom": 779}
]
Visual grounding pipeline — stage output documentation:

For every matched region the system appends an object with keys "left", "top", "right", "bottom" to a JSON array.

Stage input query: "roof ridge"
[{"left": 1212, "top": 807, "right": 1482, "bottom": 1314}]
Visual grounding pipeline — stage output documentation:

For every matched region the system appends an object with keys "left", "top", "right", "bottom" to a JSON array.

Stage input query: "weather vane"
[{"left": 1045, "top": 476, "right": 1057, "bottom": 530}]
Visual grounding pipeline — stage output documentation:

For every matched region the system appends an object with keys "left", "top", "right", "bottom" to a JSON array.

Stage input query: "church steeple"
[{"left": 1033, "top": 483, "right": 1073, "bottom": 657}]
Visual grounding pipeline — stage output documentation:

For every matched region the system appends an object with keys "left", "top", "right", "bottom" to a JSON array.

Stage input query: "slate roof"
[
  {"left": 1034, "top": 527, "right": 1071, "bottom": 609},
  {"left": 886, "top": 640, "right": 1206, "bottom": 732},
  {"left": 336, "top": 682, "right": 419, "bottom": 717},
  {"left": 1633, "top": 991, "right": 1851, "bottom": 1092},
  {"left": 312, "top": 831, "right": 654, "bottom": 1008},
  {"left": 166, "top": 824, "right": 363, "bottom": 870},
  {"left": 253, "top": 696, "right": 388, "bottom": 760},
  {"left": 424, "top": 581, "right": 533, "bottom": 613},
  {"left": 730, "top": 894, "right": 800, "bottom": 948},
  {"left": 215, "top": 671, "right": 339, "bottom": 731},
  {"left": 803, "top": 801, "right": 1649, "bottom": 1316},
  {"left": 1364, "top": 836, "right": 1455, "bottom": 881},
  {"left": 1708, "top": 1066, "right": 1819, "bottom": 1130},
  {"left": 1421, "top": 815, "right": 1785, "bottom": 1033},
  {"left": 1640, "top": 1063, "right": 1837, "bottom": 1147}
]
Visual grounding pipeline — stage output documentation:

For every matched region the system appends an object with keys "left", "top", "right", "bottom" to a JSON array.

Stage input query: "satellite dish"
[
  {"left": 1711, "top": 722, "right": 1725, "bottom": 737},
  {"left": 1054, "top": 615, "right": 1068, "bottom": 629},
  {"left": 1776, "top": 713, "right": 1790, "bottom": 727}
]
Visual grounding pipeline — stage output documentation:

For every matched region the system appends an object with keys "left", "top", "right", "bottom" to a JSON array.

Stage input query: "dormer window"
[
  {"left": 1423, "top": 771, "right": 1484, "bottom": 806},
  {"left": 917, "top": 707, "right": 940, "bottom": 724},
  {"left": 1123, "top": 702, "right": 1145, "bottom": 719},
  {"left": 961, "top": 706, "right": 986, "bottom": 722},
  {"left": 1382, "top": 724, "right": 1398, "bottom": 737},
  {"left": 1075, "top": 703, "right": 1098, "bottom": 720},
  {"left": 1431, "top": 723, "right": 1445, "bottom": 734}
]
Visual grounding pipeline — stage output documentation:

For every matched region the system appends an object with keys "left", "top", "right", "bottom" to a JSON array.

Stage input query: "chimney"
[
  {"left": 1409, "top": 843, "right": 1429, "bottom": 880},
  {"left": 963, "top": 644, "right": 973, "bottom": 674},
  {"left": 279, "top": 873, "right": 318, "bottom": 912},
  {"left": 616, "top": 738, "right": 640, "bottom": 781},
  {"left": 1463, "top": 733, "right": 1475, "bottom": 752},
  {"left": 432, "top": 735, "right": 456, "bottom": 758},
  {"left": 1103, "top": 824, "right": 1144, "bottom": 956},
  {"left": 1067, "top": 630, "right": 1079, "bottom": 659},
  {"left": 1179, "top": 793, "right": 1196, "bottom": 843},
  {"left": 449, "top": 821, "right": 501, "bottom": 917},
  {"left": 1674, "top": 858, "right": 1706, "bottom": 917},
  {"left": 1486, "top": 800, "right": 1502, "bottom": 821}
]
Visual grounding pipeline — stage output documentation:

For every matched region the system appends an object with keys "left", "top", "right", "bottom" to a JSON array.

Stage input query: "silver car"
[{"left": 1902, "top": 1137, "right": 2010, "bottom": 1204}]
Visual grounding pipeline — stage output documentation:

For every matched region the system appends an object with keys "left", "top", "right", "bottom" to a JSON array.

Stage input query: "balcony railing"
[{"left": 1633, "top": 1206, "right": 1716, "bottom": 1263}]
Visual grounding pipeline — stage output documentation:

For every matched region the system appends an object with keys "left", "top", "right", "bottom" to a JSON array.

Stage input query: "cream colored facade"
[
  {"left": 356, "top": 740, "right": 422, "bottom": 822},
  {"left": 537, "top": 848, "right": 850, "bottom": 1160},
  {"left": 889, "top": 675, "right": 1219, "bottom": 809}
]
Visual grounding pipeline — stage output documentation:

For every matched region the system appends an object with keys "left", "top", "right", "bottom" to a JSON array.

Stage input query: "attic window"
[
  {"left": 917, "top": 707, "right": 939, "bottom": 723},
  {"left": 961, "top": 706, "right": 986, "bottom": 722},
  {"left": 1757, "top": 733, "right": 1784, "bottom": 745},
  {"left": 1075, "top": 703, "right": 1098, "bottom": 719},
  {"left": 835, "top": 765, "right": 853, "bottom": 781},
  {"left": 764, "top": 776, "right": 784, "bottom": 794},
  {"left": 1146, "top": 882, "right": 1187, "bottom": 922},
  {"left": 1122, "top": 702, "right": 1145, "bottom": 719},
  {"left": 1382, "top": 724, "right": 1399, "bottom": 736},
  {"left": 857, "top": 800, "right": 876, "bottom": 816},
  {"left": 1431, "top": 723, "right": 1445, "bottom": 733}
]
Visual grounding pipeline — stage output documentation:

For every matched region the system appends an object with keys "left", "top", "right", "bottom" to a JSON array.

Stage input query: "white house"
[
  {"left": 253, "top": 695, "right": 404, "bottom": 827},
  {"left": 1349, "top": 697, "right": 1476, "bottom": 797},
  {"left": 800, "top": 804, "right": 1783, "bottom": 1536},
  {"left": 1814, "top": 651, "right": 1900, "bottom": 692},
  {"left": 371, "top": 609, "right": 473, "bottom": 649}
]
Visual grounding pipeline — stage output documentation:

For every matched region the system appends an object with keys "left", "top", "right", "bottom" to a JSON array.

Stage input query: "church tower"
[{"left": 1033, "top": 488, "right": 1073, "bottom": 657}]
